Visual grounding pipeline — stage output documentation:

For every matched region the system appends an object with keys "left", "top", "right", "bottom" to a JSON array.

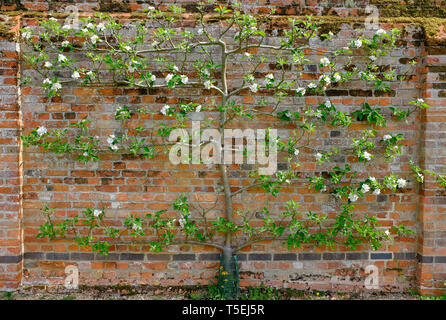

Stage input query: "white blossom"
[
  {"left": 319, "top": 75, "right": 331, "bottom": 85},
  {"left": 110, "top": 144, "right": 118, "bottom": 151},
  {"left": 180, "top": 75, "right": 189, "bottom": 84},
  {"left": 263, "top": 73, "right": 274, "bottom": 86},
  {"left": 44, "top": 61, "right": 52, "bottom": 68},
  {"left": 369, "top": 176, "right": 377, "bottom": 183},
  {"left": 354, "top": 39, "right": 362, "bottom": 48},
  {"left": 333, "top": 73, "right": 341, "bottom": 82},
  {"left": 165, "top": 73, "right": 173, "bottom": 83},
  {"left": 307, "top": 82, "right": 317, "bottom": 89},
  {"left": 52, "top": 82, "right": 62, "bottom": 90},
  {"left": 147, "top": 6, "right": 155, "bottom": 11},
  {"left": 57, "top": 54, "right": 67, "bottom": 62},
  {"left": 244, "top": 52, "right": 251, "bottom": 58},
  {"left": 197, "top": 28, "right": 204, "bottom": 35},
  {"left": 385, "top": 229, "right": 390, "bottom": 236},
  {"left": 21, "top": 28, "right": 32, "bottom": 40},
  {"left": 362, "top": 151, "right": 372, "bottom": 161},
  {"left": 124, "top": 45, "right": 131, "bottom": 51},
  {"left": 97, "top": 23, "right": 105, "bottom": 32},
  {"left": 86, "top": 71, "right": 94, "bottom": 78},
  {"left": 86, "top": 23, "right": 94, "bottom": 29},
  {"left": 325, "top": 100, "right": 331, "bottom": 108},
  {"left": 373, "top": 188, "right": 381, "bottom": 195},
  {"left": 376, "top": 28, "right": 387, "bottom": 36},
  {"left": 43, "top": 78, "right": 51, "bottom": 85},
  {"left": 107, "top": 135, "right": 115, "bottom": 145},
  {"left": 316, "top": 152, "right": 322, "bottom": 161},
  {"left": 62, "top": 25, "right": 71, "bottom": 31},
  {"left": 348, "top": 193, "right": 359, "bottom": 202},
  {"left": 72, "top": 71, "right": 80, "bottom": 79},
  {"left": 173, "top": 65, "right": 179, "bottom": 72},
  {"left": 161, "top": 105, "right": 171, "bottom": 115},
  {"left": 36, "top": 126, "right": 47, "bottom": 136},
  {"left": 150, "top": 74, "right": 156, "bottom": 82},
  {"left": 417, "top": 98, "right": 424, "bottom": 104},
  {"left": 370, "top": 55, "right": 377, "bottom": 61},
  {"left": 296, "top": 87, "right": 306, "bottom": 96},
  {"left": 179, "top": 218, "right": 185, "bottom": 229},
  {"left": 314, "top": 110, "right": 322, "bottom": 118},
  {"left": 204, "top": 80, "right": 212, "bottom": 90},
  {"left": 203, "top": 69, "right": 210, "bottom": 77},
  {"left": 195, "top": 105, "right": 202, "bottom": 113},
  {"left": 383, "top": 134, "right": 392, "bottom": 141},
  {"left": 362, "top": 184, "right": 370, "bottom": 193},
  {"left": 320, "top": 57, "right": 330, "bottom": 67},
  {"left": 83, "top": 152, "right": 88, "bottom": 157},
  {"left": 294, "top": 149, "right": 299, "bottom": 156},
  {"left": 61, "top": 40, "right": 70, "bottom": 47},
  {"left": 90, "top": 35, "right": 99, "bottom": 44},
  {"left": 249, "top": 83, "right": 259, "bottom": 93},
  {"left": 397, "top": 178, "right": 407, "bottom": 188},
  {"left": 418, "top": 173, "right": 424, "bottom": 182},
  {"left": 93, "top": 209, "right": 102, "bottom": 217}
]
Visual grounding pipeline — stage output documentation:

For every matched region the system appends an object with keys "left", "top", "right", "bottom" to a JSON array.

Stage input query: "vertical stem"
[{"left": 218, "top": 40, "right": 233, "bottom": 249}]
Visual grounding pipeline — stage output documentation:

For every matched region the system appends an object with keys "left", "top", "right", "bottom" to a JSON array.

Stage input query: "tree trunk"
[{"left": 218, "top": 246, "right": 239, "bottom": 298}]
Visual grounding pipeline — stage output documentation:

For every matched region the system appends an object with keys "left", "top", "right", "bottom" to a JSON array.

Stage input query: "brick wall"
[
  {"left": 416, "top": 42, "right": 446, "bottom": 296},
  {"left": 0, "top": 34, "right": 22, "bottom": 290},
  {"left": 0, "top": 0, "right": 445, "bottom": 295}
]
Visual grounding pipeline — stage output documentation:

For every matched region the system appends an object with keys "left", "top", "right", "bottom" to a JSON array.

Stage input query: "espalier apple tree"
[{"left": 19, "top": 2, "right": 443, "bottom": 298}]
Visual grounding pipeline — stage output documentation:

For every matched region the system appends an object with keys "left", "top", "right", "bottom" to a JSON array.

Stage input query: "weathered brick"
[
  {"left": 46, "top": 253, "right": 69, "bottom": 260},
  {"left": 120, "top": 253, "right": 144, "bottom": 261},
  {"left": 273, "top": 253, "right": 297, "bottom": 261},
  {"left": 248, "top": 253, "right": 272, "bottom": 261},
  {"left": 322, "top": 253, "right": 345, "bottom": 260},
  {"left": 0, "top": 255, "right": 21, "bottom": 264},
  {"left": 146, "top": 254, "right": 171, "bottom": 261},
  {"left": 299, "top": 253, "right": 321, "bottom": 261},
  {"left": 346, "top": 252, "right": 369, "bottom": 260},
  {"left": 370, "top": 253, "right": 392, "bottom": 260},
  {"left": 172, "top": 254, "right": 196, "bottom": 261},
  {"left": 198, "top": 253, "right": 220, "bottom": 261},
  {"left": 70, "top": 253, "right": 95, "bottom": 261}
]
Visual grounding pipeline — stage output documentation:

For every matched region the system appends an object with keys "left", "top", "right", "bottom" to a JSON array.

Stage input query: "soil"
[{"left": 0, "top": 285, "right": 421, "bottom": 300}]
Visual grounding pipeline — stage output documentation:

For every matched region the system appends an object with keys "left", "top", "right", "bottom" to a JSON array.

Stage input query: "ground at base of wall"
[{"left": 0, "top": 285, "right": 422, "bottom": 300}]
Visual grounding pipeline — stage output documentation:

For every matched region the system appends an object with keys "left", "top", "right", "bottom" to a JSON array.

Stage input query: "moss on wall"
[
  {"left": 0, "top": 13, "right": 20, "bottom": 40},
  {"left": 371, "top": 0, "right": 446, "bottom": 17},
  {"left": 0, "top": 0, "right": 25, "bottom": 10},
  {"left": 2, "top": 9, "right": 446, "bottom": 45},
  {"left": 98, "top": 0, "right": 131, "bottom": 13}
]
